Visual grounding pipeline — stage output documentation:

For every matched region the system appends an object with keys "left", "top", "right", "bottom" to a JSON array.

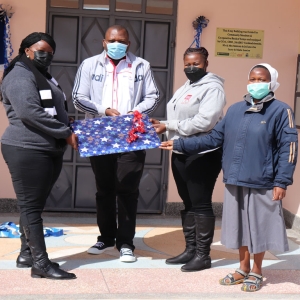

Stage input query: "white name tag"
[
  {"left": 39, "top": 90, "right": 52, "bottom": 100},
  {"left": 44, "top": 107, "right": 57, "bottom": 116}
]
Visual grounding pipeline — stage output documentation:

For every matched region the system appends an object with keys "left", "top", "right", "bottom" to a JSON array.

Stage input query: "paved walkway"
[{"left": 1, "top": 212, "right": 300, "bottom": 299}]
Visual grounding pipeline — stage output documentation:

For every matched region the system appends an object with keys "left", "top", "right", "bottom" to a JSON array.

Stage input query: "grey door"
[{"left": 45, "top": 0, "right": 177, "bottom": 213}]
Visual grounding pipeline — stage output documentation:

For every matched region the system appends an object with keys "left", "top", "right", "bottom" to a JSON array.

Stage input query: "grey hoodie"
[
  {"left": 1, "top": 62, "right": 72, "bottom": 152},
  {"left": 163, "top": 72, "right": 226, "bottom": 153}
]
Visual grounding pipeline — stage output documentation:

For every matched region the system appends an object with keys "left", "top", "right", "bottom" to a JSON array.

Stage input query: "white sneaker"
[
  {"left": 120, "top": 248, "right": 136, "bottom": 262},
  {"left": 87, "top": 241, "right": 114, "bottom": 255}
]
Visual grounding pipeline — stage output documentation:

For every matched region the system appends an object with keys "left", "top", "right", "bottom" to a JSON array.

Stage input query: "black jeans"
[
  {"left": 1, "top": 144, "right": 63, "bottom": 227},
  {"left": 89, "top": 150, "right": 146, "bottom": 251},
  {"left": 171, "top": 150, "right": 222, "bottom": 216}
]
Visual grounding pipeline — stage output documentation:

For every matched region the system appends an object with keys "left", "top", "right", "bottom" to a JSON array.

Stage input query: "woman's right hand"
[
  {"left": 153, "top": 123, "right": 167, "bottom": 134},
  {"left": 149, "top": 118, "right": 160, "bottom": 124},
  {"left": 160, "top": 140, "right": 173, "bottom": 150},
  {"left": 66, "top": 133, "right": 78, "bottom": 150},
  {"left": 149, "top": 118, "right": 167, "bottom": 134}
]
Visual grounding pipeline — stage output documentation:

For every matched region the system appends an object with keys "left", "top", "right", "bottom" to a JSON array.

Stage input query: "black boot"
[
  {"left": 24, "top": 223, "right": 76, "bottom": 280},
  {"left": 181, "top": 214, "right": 215, "bottom": 272},
  {"left": 16, "top": 219, "right": 59, "bottom": 269},
  {"left": 165, "top": 211, "right": 195, "bottom": 265}
]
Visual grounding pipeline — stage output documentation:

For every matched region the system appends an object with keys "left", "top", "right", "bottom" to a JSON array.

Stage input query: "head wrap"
[{"left": 248, "top": 63, "right": 280, "bottom": 92}]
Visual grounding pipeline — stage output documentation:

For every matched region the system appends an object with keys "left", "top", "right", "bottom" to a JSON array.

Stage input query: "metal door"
[{"left": 45, "top": 0, "right": 177, "bottom": 213}]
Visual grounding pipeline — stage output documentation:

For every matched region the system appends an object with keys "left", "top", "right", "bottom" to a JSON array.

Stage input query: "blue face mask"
[
  {"left": 247, "top": 82, "right": 271, "bottom": 100},
  {"left": 106, "top": 42, "right": 127, "bottom": 60}
]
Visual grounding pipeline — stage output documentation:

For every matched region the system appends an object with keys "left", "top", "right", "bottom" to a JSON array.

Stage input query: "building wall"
[
  {"left": 0, "top": 0, "right": 47, "bottom": 198},
  {"left": 1, "top": 0, "right": 300, "bottom": 217}
]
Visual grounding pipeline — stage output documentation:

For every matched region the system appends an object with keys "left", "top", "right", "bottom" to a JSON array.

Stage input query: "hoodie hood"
[{"left": 244, "top": 92, "right": 275, "bottom": 113}]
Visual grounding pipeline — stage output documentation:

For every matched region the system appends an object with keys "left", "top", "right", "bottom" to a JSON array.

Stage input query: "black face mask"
[
  {"left": 32, "top": 50, "right": 53, "bottom": 72},
  {"left": 184, "top": 66, "right": 206, "bottom": 83}
]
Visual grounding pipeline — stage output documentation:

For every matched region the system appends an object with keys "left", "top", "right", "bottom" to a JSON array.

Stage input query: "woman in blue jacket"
[{"left": 160, "top": 63, "right": 298, "bottom": 292}]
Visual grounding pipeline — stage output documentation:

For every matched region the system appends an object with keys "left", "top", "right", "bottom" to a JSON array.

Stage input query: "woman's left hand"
[{"left": 272, "top": 186, "right": 286, "bottom": 201}]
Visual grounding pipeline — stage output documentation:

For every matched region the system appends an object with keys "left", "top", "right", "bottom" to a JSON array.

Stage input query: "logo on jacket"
[
  {"left": 135, "top": 75, "right": 144, "bottom": 82},
  {"left": 261, "top": 121, "right": 266, "bottom": 124},
  {"left": 181, "top": 95, "right": 192, "bottom": 104},
  {"left": 92, "top": 74, "right": 104, "bottom": 82}
]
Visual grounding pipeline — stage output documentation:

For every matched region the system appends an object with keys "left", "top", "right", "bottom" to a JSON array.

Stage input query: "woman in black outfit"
[{"left": 1, "top": 32, "right": 77, "bottom": 280}]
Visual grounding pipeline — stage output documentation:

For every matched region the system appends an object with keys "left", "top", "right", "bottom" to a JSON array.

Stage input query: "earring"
[{"left": 26, "top": 55, "right": 29, "bottom": 58}]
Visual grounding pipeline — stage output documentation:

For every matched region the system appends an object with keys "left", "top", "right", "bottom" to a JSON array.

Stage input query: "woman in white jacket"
[{"left": 151, "top": 47, "right": 226, "bottom": 272}]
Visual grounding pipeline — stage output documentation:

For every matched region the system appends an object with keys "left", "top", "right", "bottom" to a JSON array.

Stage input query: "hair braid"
[{"left": 183, "top": 47, "right": 209, "bottom": 60}]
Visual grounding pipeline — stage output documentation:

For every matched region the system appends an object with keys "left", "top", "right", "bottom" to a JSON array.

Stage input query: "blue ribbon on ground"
[{"left": 0, "top": 222, "right": 63, "bottom": 238}]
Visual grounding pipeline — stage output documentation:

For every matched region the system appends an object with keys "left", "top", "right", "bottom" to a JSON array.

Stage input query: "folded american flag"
[{"left": 71, "top": 112, "right": 160, "bottom": 157}]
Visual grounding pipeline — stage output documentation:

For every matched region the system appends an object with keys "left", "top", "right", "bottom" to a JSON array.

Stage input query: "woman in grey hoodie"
[{"left": 151, "top": 47, "right": 226, "bottom": 272}]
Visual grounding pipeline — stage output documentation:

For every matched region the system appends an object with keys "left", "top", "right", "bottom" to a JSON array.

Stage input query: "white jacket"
[{"left": 72, "top": 51, "right": 160, "bottom": 118}]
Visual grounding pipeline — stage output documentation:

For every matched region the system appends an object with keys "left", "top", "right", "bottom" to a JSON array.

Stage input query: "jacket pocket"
[{"left": 283, "top": 128, "right": 298, "bottom": 142}]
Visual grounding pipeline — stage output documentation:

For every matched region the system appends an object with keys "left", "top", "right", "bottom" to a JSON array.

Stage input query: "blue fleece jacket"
[{"left": 173, "top": 93, "right": 298, "bottom": 189}]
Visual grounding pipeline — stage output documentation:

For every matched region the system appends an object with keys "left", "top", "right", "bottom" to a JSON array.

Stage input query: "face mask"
[
  {"left": 184, "top": 66, "right": 206, "bottom": 83},
  {"left": 247, "top": 82, "right": 270, "bottom": 100},
  {"left": 32, "top": 50, "right": 53, "bottom": 71},
  {"left": 106, "top": 42, "right": 127, "bottom": 60}
]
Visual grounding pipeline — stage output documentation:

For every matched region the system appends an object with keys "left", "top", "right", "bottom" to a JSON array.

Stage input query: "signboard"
[{"left": 215, "top": 27, "right": 264, "bottom": 59}]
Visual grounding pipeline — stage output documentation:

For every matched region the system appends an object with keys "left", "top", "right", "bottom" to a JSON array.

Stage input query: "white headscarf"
[{"left": 248, "top": 63, "right": 280, "bottom": 92}]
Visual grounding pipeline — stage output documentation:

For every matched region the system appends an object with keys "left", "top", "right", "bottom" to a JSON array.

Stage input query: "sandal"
[
  {"left": 241, "top": 272, "right": 263, "bottom": 292},
  {"left": 219, "top": 268, "right": 248, "bottom": 285}
]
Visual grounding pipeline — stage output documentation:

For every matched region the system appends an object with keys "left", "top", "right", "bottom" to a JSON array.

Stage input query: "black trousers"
[
  {"left": 1, "top": 144, "right": 63, "bottom": 227},
  {"left": 171, "top": 150, "right": 222, "bottom": 216},
  {"left": 89, "top": 150, "right": 146, "bottom": 251}
]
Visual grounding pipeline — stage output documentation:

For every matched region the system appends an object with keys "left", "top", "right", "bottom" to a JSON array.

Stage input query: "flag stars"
[
  {"left": 94, "top": 120, "right": 101, "bottom": 125},
  {"left": 113, "top": 143, "right": 120, "bottom": 148},
  {"left": 101, "top": 137, "right": 108, "bottom": 142},
  {"left": 143, "top": 139, "right": 151, "bottom": 145},
  {"left": 82, "top": 147, "right": 88, "bottom": 152},
  {"left": 105, "top": 126, "right": 113, "bottom": 130}
]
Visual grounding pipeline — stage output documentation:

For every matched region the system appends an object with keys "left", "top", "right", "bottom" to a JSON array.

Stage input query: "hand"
[
  {"left": 66, "top": 133, "right": 78, "bottom": 151},
  {"left": 105, "top": 108, "right": 120, "bottom": 116},
  {"left": 68, "top": 117, "right": 75, "bottom": 124},
  {"left": 160, "top": 140, "right": 174, "bottom": 150},
  {"left": 153, "top": 123, "right": 166, "bottom": 134},
  {"left": 272, "top": 186, "right": 286, "bottom": 201},
  {"left": 149, "top": 118, "right": 160, "bottom": 124}
]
